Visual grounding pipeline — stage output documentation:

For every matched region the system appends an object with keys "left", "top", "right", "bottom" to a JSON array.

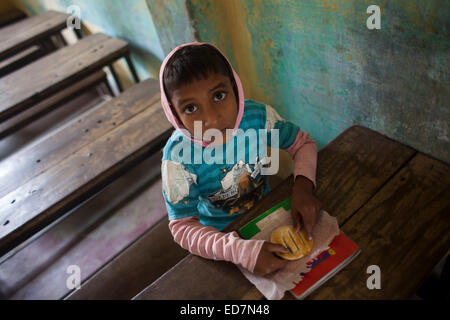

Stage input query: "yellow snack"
[{"left": 270, "top": 225, "right": 313, "bottom": 260}]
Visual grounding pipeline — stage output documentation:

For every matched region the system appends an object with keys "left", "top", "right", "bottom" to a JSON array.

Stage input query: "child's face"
[{"left": 170, "top": 72, "right": 238, "bottom": 144}]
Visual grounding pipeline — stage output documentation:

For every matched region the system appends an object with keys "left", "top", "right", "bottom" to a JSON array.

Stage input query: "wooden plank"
[
  {"left": 0, "top": 45, "right": 43, "bottom": 77},
  {"left": 0, "top": 10, "right": 68, "bottom": 60},
  {"left": 0, "top": 78, "right": 160, "bottom": 198},
  {"left": 1, "top": 154, "right": 166, "bottom": 299},
  {"left": 0, "top": 79, "right": 173, "bottom": 256},
  {"left": 0, "top": 70, "right": 107, "bottom": 139},
  {"left": 133, "top": 125, "right": 417, "bottom": 299},
  {"left": 0, "top": 33, "right": 129, "bottom": 123},
  {"left": 307, "top": 153, "right": 450, "bottom": 299},
  {"left": 66, "top": 216, "right": 189, "bottom": 300}
]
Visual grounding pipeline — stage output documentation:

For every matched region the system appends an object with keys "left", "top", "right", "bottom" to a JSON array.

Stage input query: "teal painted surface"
[
  {"left": 15, "top": 0, "right": 165, "bottom": 79},
  {"left": 188, "top": 0, "right": 450, "bottom": 163},
  {"left": 146, "top": 0, "right": 197, "bottom": 55}
]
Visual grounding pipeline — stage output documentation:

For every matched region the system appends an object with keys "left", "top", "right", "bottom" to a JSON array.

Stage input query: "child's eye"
[
  {"left": 213, "top": 91, "right": 227, "bottom": 102},
  {"left": 184, "top": 104, "right": 198, "bottom": 114}
]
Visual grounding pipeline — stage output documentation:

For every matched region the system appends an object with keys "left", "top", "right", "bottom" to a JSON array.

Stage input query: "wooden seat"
[
  {"left": 0, "top": 45, "right": 44, "bottom": 77},
  {"left": 0, "top": 78, "right": 173, "bottom": 257},
  {"left": 0, "top": 33, "right": 136, "bottom": 124},
  {"left": 66, "top": 216, "right": 188, "bottom": 300},
  {"left": 0, "top": 150, "right": 174, "bottom": 299},
  {"left": 0, "top": 70, "right": 110, "bottom": 139},
  {"left": 0, "top": 10, "right": 69, "bottom": 60}
]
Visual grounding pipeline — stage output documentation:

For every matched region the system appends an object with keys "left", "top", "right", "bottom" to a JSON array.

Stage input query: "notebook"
[{"left": 239, "top": 197, "right": 361, "bottom": 299}]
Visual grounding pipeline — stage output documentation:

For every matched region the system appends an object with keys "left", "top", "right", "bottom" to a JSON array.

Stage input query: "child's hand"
[
  {"left": 291, "top": 176, "right": 323, "bottom": 241},
  {"left": 253, "top": 242, "right": 290, "bottom": 276}
]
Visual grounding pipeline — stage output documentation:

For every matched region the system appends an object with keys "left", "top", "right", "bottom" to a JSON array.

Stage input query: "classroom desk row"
[{"left": 0, "top": 11, "right": 159, "bottom": 261}]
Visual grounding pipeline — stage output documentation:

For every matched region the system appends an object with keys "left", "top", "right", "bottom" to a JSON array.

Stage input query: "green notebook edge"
[{"left": 239, "top": 197, "right": 292, "bottom": 240}]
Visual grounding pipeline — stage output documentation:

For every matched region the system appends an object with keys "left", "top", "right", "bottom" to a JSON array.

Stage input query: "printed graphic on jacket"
[{"left": 208, "top": 157, "right": 270, "bottom": 215}]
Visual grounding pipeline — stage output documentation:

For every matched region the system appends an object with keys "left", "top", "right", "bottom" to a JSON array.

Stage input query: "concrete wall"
[
  {"left": 8, "top": 0, "right": 450, "bottom": 163},
  {"left": 187, "top": 0, "right": 449, "bottom": 162}
]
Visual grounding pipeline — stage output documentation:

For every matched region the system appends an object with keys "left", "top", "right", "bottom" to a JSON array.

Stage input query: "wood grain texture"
[
  {"left": 0, "top": 70, "right": 107, "bottom": 139},
  {"left": 0, "top": 78, "right": 160, "bottom": 198},
  {"left": 0, "top": 33, "right": 129, "bottom": 123},
  {"left": 133, "top": 125, "right": 418, "bottom": 300},
  {"left": 0, "top": 79, "right": 172, "bottom": 256},
  {"left": 0, "top": 10, "right": 68, "bottom": 60},
  {"left": 0, "top": 45, "right": 43, "bottom": 77},
  {"left": 307, "top": 153, "right": 450, "bottom": 299},
  {"left": 66, "top": 216, "right": 189, "bottom": 300}
]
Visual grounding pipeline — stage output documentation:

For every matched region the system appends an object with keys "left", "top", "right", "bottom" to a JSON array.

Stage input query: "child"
[{"left": 159, "top": 42, "right": 323, "bottom": 276}]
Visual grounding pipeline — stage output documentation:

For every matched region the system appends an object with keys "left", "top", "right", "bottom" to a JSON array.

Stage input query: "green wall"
[
  {"left": 11, "top": 0, "right": 450, "bottom": 163},
  {"left": 187, "top": 0, "right": 449, "bottom": 162}
]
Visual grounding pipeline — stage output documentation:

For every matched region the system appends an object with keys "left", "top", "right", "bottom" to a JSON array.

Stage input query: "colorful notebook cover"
[{"left": 239, "top": 197, "right": 361, "bottom": 299}]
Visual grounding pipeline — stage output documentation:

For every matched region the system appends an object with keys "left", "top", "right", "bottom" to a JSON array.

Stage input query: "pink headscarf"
[{"left": 159, "top": 42, "right": 245, "bottom": 147}]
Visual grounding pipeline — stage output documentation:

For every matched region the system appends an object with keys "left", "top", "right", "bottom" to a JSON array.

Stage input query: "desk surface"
[
  {"left": 133, "top": 125, "right": 450, "bottom": 300},
  {"left": 0, "top": 33, "right": 128, "bottom": 123},
  {"left": 0, "top": 10, "right": 68, "bottom": 60}
]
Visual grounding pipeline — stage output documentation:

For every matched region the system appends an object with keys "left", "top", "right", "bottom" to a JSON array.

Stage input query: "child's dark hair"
[{"left": 163, "top": 44, "right": 238, "bottom": 105}]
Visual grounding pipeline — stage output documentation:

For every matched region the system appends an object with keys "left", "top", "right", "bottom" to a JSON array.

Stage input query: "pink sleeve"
[
  {"left": 168, "top": 216, "right": 265, "bottom": 273},
  {"left": 285, "top": 130, "right": 318, "bottom": 190}
]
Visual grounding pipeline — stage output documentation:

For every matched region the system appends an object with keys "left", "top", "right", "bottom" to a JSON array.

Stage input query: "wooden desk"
[
  {"left": 133, "top": 126, "right": 450, "bottom": 300},
  {"left": 0, "top": 44, "right": 43, "bottom": 78},
  {"left": 0, "top": 33, "right": 138, "bottom": 124},
  {"left": 0, "top": 10, "right": 70, "bottom": 60},
  {"left": 0, "top": 79, "right": 172, "bottom": 257}
]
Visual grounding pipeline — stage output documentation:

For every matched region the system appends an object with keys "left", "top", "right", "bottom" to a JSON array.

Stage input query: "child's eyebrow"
[
  {"left": 208, "top": 81, "right": 227, "bottom": 93},
  {"left": 177, "top": 82, "right": 228, "bottom": 107}
]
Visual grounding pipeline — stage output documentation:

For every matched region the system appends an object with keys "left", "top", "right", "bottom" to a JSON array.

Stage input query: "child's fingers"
[
  {"left": 267, "top": 243, "right": 289, "bottom": 255},
  {"left": 305, "top": 222, "right": 314, "bottom": 241},
  {"left": 305, "top": 206, "right": 321, "bottom": 240},
  {"left": 290, "top": 208, "right": 302, "bottom": 233}
]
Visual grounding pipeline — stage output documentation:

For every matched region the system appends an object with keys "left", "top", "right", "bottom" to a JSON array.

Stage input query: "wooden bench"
[
  {"left": 65, "top": 216, "right": 189, "bottom": 300},
  {"left": 0, "top": 78, "right": 173, "bottom": 257},
  {"left": 0, "top": 70, "right": 110, "bottom": 139},
  {"left": 0, "top": 10, "right": 72, "bottom": 61},
  {"left": 0, "top": 150, "right": 178, "bottom": 299},
  {"left": 0, "top": 33, "right": 139, "bottom": 124},
  {"left": 0, "top": 45, "right": 44, "bottom": 77},
  {"left": 132, "top": 125, "right": 450, "bottom": 300}
]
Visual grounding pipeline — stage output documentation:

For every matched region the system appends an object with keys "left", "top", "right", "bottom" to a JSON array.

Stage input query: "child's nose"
[{"left": 205, "top": 110, "right": 222, "bottom": 130}]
